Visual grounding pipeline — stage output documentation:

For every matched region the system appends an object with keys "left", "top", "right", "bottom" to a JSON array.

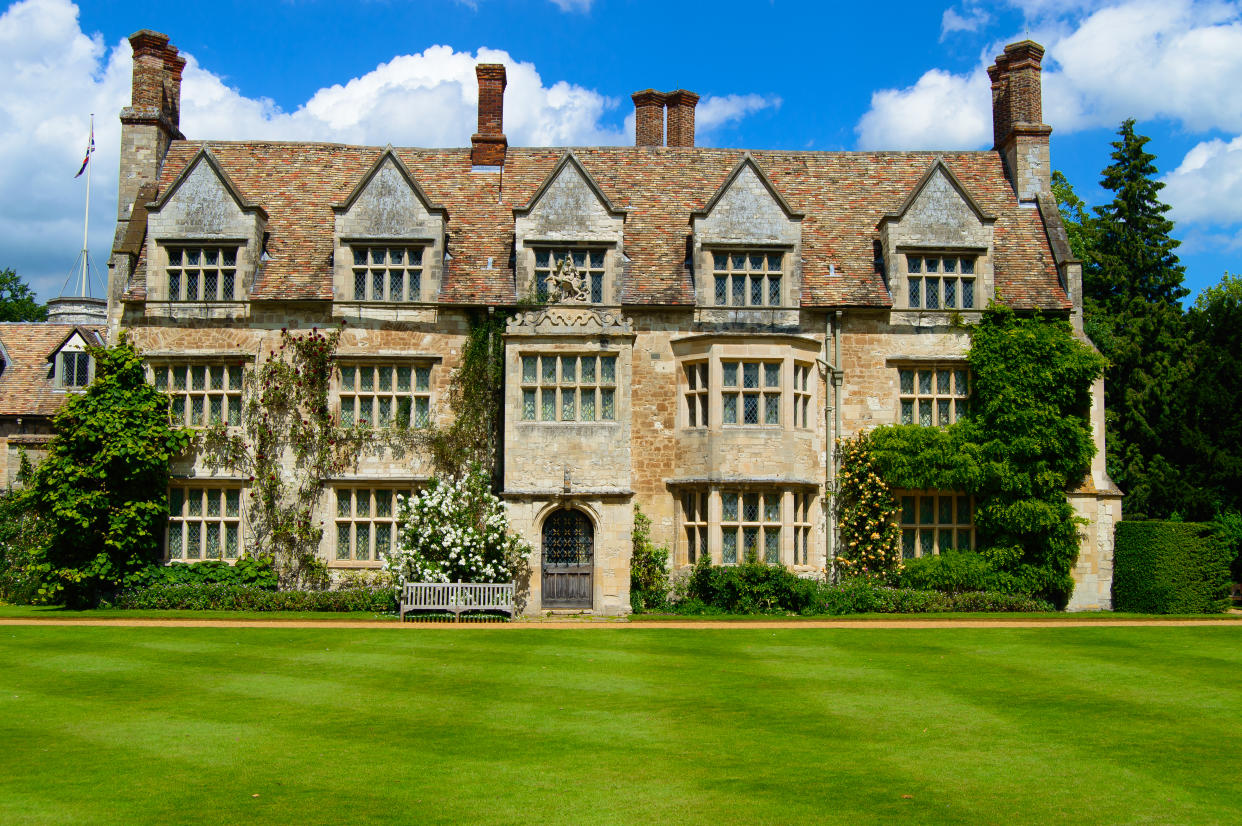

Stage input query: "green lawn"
[{"left": 1, "top": 627, "right": 1239, "bottom": 825}]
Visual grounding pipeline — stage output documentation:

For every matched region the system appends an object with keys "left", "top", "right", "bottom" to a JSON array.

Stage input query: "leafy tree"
[
  {"left": 1081, "top": 120, "right": 1192, "bottom": 519},
  {"left": 26, "top": 336, "right": 191, "bottom": 606},
  {"left": 1180, "top": 274, "right": 1242, "bottom": 517},
  {"left": 1050, "top": 170, "right": 1094, "bottom": 264},
  {"left": 0, "top": 268, "right": 47, "bottom": 322}
]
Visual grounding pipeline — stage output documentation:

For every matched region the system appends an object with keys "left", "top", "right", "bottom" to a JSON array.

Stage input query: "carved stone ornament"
[
  {"left": 506, "top": 306, "right": 634, "bottom": 336},
  {"left": 547, "top": 255, "right": 591, "bottom": 303}
]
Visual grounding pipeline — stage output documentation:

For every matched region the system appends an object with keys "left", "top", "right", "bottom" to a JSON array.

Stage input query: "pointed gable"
[
  {"left": 693, "top": 154, "right": 801, "bottom": 245},
  {"left": 149, "top": 148, "right": 266, "bottom": 236},
  {"left": 514, "top": 152, "right": 625, "bottom": 243},
  {"left": 880, "top": 158, "right": 995, "bottom": 246},
  {"left": 334, "top": 147, "right": 446, "bottom": 238}
]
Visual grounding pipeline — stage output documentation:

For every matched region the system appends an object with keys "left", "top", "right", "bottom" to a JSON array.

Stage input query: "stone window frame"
[
  {"left": 793, "top": 491, "right": 813, "bottom": 566},
  {"left": 57, "top": 350, "right": 92, "bottom": 389},
  {"left": 518, "top": 352, "right": 618, "bottom": 424},
  {"left": 675, "top": 485, "right": 817, "bottom": 568},
  {"left": 162, "top": 242, "right": 244, "bottom": 303},
  {"left": 677, "top": 344, "right": 816, "bottom": 432},
  {"left": 348, "top": 243, "right": 427, "bottom": 303},
  {"left": 167, "top": 483, "right": 243, "bottom": 561},
  {"left": 710, "top": 249, "right": 786, "bottom": 308},
  {"left": 151, "top": 361, "right": 246, "bottom": 428},
  {"left": 682, "top": 489, "right": 709, "bottom": 564},
  {"left": 332, "top": 485, "right": 414, "bottom": 567},
  {"left": 336, "top": 361, "right": 435, "bottom": 429},
  {"left": 897, "top": 363, "right": 970, "bottom": 427},
  {"left": 896, "top": 489, "right": 975, "bottom": 559},
  {"left": 902, "top": 252, "right": 978, "bottom": 311},
  {"left": 792, "top": 362, "right": 814, "bottom": 429}
]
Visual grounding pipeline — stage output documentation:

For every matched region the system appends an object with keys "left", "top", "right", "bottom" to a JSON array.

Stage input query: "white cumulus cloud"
[
  {"left": 1163, "top": 135, "right": 1242, "bottom": 225},
  {"left": 856, "top": 68, "right": 992, "bottom": 150},
  {"left": 697, "top": 93, "right": 782, "bottom": 133}
]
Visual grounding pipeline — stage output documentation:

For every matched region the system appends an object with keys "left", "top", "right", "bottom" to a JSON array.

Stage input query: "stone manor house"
[{"left": 98, "top": 30, "right": 1120, "bottom": 613}]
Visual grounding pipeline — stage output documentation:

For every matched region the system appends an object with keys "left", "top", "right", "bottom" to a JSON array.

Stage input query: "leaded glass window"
[{"left": 518, "top": 353, "right": 618, "bottom": 423}]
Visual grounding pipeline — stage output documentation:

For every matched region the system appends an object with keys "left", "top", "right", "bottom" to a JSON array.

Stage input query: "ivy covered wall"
[{"left": 837, "top": 306, "right": 1106, "bottom": 606}]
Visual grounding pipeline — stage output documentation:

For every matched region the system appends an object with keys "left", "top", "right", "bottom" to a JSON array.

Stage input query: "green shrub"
[
  {"left": 0, "top": 482, "right": 51, "bottom": 603},
  {"left": 898, "top": 550, "right": 1003, "bottom": 594},
  {"left": 671, "top": 566, "right": 1051, "bottom": 615},
  {"left": 124, "top": 556, "right": 278, "bottom": 591},
  {"left": 629, "top": 507, "right": 670, "bottom": 612},
  {"left": 684, "top": 562, "right": 819, "bottom": 614},
  {"left": 1113, "top": 521, "right": 1232, "bottom": 613},
  {"left": 116, "top": 584, "right": 396, "bottom": 612}
]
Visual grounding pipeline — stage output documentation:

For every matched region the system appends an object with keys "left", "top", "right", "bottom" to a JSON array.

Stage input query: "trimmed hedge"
[
  {"left": 1113, "top": 521, "right": 1232, "bottom": 613},
  {"left": 115, "top": 584, "right": 395, "bottom": 612},
  {"left": 674, "top": 562, "right": 1051, "bottom": 615},
  {"left": 124, "top": 557, "right": 279, "bottom": 591}
]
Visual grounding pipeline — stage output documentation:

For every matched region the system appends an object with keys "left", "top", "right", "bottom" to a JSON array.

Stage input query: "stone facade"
[{"left": 101, "top": 31, "right": 1121, "bottom": 614}]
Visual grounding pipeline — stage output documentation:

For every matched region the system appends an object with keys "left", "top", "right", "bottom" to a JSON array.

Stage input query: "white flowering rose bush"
[{"left": 382, "top": 472, "right": 528, "bottom": 584}]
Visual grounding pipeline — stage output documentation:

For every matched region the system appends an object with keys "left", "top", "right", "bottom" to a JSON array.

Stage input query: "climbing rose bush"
[
  {"left": 383, "top": 472, "right": 527, "bottom": 584},
  {"left": 835, "top": 434, "right": 904, "bottom": 583}
]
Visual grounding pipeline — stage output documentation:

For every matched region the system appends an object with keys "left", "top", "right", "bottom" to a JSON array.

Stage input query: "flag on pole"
[{"left": 74, "top": 123, "right": 94, "bottom": 178}]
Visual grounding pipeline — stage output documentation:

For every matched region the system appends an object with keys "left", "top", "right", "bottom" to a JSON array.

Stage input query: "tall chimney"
[
  {"left": 115, "top": 30, "right": 183, "bottom": 246},
  {"left": 988, "top": 41, "right": 1052, "bottom": 201},
  {"left": 632, "top": 90, "right": 667, "bottom": 147},
  {"left": 666, "top": 89, "right": 699, "bottom": 147},
  {"left": 472, "top": 63, "right": 508, "bottom": 167}
]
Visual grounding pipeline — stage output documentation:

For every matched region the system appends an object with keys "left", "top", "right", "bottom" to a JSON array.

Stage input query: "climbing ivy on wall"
[
  {"left": 201, "top": 326, "right": 412, "bottom": 588},
  {"left": 838, "top": 306, "right": 1106, "bottom": 606},
  {"left": 423, "top": 310, "right": 507, "bottom": 483}
]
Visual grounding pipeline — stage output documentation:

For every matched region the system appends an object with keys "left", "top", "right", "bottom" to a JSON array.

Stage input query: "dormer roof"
[
  {"left": 693, "top": 153, "right": 803, "bottom": 221},
  {"left": 333, "top": 145, "right": 447, "bottom": 218},
  {"left": 149, "top": 147, "right": 268, "bottom": 220},
  {"left": 514, "top": 151, "right": 626, "bottom": 219},
  {"left": 879, "top": 157, "right": 996, "bottom": 227},
  {"left": 0, "top": 324, "right": 103, "bottom": 417}
]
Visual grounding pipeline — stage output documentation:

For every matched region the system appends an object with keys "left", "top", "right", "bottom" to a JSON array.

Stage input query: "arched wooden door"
[{"left": 542, "top": 509, "right": 593, "bottom": 609}]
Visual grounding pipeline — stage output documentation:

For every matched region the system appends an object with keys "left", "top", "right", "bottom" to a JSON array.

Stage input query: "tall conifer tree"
[{"left": 1083, "top": 120, "right": 1191, "bottom": 519}]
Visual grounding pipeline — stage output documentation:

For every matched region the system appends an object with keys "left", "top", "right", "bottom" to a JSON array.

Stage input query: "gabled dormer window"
[
  {"left": 691, "top": 155, "right": 802, "bottom": 310},
  {"left": 514, "top": 153, "right": 626, "bottom": 305},
  {"left": 332, "top": 148, "right": 447, "bottom": 309}
]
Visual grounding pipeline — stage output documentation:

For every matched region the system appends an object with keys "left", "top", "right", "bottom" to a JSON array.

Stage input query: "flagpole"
[{"left": 79, "top": 113, "right": 93, "bottom": 296}]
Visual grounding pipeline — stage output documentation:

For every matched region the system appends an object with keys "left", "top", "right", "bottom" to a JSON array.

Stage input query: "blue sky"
[{"left": 3, "top": 0, "right": 1239, "bottom": 302}]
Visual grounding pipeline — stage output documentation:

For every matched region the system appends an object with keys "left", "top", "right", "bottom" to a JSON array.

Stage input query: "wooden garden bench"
[{"left": 399, "top": 582, "right": 515, "bottom": 621}]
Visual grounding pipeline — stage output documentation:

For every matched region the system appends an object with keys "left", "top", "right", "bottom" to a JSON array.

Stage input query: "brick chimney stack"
[
  {"left": 988, "top": 40, "right": 1052, "bottom": 201},
  {"left": 666, "top": 89, "right": 699, "bottom": 147},
  {"left": 632, "top": 90, "right": 667, "bottom": 147},
  {"left": 471, "top": 63, "right": 508, "bottom": 167},
  {"left": 115, "top": 30, "right": 184, "bottom": 247}
]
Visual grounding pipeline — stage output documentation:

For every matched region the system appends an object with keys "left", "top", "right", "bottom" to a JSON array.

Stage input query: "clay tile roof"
[
  {"left": 132, "top": 141, "right": 1069, "bottom": 311},
  {"left": 0, "top": 324, "right": 102, "bottom": 418}
]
